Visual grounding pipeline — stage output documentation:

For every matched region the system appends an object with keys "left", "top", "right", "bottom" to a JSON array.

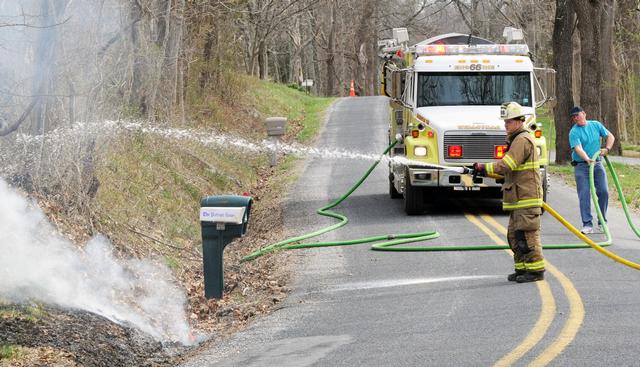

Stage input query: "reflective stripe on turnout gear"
[
  {"left": 525, "top": 259, "right": 545, "bottom": 271},
  {"left": 503, "top": 198, "right": 544, "bottom": 210}
]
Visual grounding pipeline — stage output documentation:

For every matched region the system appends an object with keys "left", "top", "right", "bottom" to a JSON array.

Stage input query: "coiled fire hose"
[{"left": 242, "top": 143, "right": 640, "bottom": 271}]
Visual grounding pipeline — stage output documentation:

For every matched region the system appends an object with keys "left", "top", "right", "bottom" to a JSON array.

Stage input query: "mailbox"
[
  {"left": 200, "top": 195, "right": 252, "bottom": 299},
  {"left": 265, "top": 117, "right": 287, "bottom": 137},
  {"left": 265, "top": 117, "right": 287, "bottom": 166}
]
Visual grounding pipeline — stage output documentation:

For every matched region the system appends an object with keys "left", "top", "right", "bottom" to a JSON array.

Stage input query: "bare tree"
[
  {"left": 239, "top": 0, "right": 319, "bottom": 80},
  {"left": 574, "top": 1, "right": 604, "bottom": 119},
  {"left": 600, "top": 0, "right": 620, "bottom": 153},
  {"left": 552, "top": 0, "right": 576, "bottom": 164},
  {"left": 324, "top": 0, "right": 338, "bottom": 95}
]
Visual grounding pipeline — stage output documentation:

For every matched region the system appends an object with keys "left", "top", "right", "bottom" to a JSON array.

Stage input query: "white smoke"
[{"left": 0, "top": 179, "right": 194, "bottom": 345}]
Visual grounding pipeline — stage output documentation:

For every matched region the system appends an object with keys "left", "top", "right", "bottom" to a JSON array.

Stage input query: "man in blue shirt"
[{"left": 568, "top": 106, "right": 615, "bottom": 234}]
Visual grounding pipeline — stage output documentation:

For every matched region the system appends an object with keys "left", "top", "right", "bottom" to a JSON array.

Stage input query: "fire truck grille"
[{"left": 444, "top": 132, "right": 507, "bottom": 162}]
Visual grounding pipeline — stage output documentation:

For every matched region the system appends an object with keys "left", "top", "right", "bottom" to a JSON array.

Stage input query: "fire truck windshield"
[{"left": 416, "top": 72, "right": 532, "bottom": 107}]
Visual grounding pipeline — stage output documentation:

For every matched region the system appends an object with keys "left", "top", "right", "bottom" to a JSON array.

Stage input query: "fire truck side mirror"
[{"left": 381, "top": 63, "right": 390, "bottom": 97}]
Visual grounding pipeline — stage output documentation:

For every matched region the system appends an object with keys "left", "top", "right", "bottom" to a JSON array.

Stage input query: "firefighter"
[{"left": 473, "top": 102, "right": 545, "bottom": 283}]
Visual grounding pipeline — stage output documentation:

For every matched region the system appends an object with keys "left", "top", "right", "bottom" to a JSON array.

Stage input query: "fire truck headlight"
[
  {"left": 536, "top": 146, "right": 542, "bottom": 157},
  {"left": 414, "top": 146, "right": 427, "bottom": 157}
]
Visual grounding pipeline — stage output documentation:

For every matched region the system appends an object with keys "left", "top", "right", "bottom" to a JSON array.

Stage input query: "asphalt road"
[{"left": 183, "top": 97, "right": 640, "bottom": 367}]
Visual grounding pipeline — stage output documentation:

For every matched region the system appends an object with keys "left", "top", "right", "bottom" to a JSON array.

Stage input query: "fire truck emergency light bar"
[{"left": 414, "top": 44, "right": 529, "bottom": 56}]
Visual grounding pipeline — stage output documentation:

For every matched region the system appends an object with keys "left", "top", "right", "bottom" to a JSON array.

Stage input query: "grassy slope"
[
  {"left": 94, "top": 77, "right": 333, "bottom": 262},
  {"left": 2, "top": 78, "right": 335, "bottom": 364},
  {"left": 95, "top": 77, "right": 334, "bottom": 334}
]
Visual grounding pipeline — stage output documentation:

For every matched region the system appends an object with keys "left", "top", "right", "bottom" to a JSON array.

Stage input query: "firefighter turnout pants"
[{"left": 507, "top": 207, "right": 545, "bottom": 273}]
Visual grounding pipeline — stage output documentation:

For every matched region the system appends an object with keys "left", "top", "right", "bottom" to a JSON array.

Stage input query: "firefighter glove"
[{"left": 473, "top": 163, "right": 487, "bottom": 177}]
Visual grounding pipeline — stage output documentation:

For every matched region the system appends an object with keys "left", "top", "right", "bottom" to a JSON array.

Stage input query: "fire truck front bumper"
[{"left": 407, "top": 167, "right": 502, "bottom": 189}]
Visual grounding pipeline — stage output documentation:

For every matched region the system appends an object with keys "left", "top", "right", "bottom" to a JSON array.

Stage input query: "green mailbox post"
[{"left": 200, "top": 195, "right": 252, "bottom": 299}]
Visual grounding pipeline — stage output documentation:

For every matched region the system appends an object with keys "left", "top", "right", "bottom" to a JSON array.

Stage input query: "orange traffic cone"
[{"left": 349, "top": 80, "right": 356, "bottom": 97}]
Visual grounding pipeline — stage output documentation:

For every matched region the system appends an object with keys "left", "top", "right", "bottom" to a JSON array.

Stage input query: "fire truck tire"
[
  {"left": 404, "top": 171, "right": 424, "bottom": 215},
  {"left": 389, "top": 174, "right": 402, "bottom": 199}
]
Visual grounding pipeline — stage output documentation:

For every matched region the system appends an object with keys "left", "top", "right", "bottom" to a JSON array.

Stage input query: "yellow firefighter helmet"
[{"left": 500, "top": 102, "right": 527, "bottom": 120}]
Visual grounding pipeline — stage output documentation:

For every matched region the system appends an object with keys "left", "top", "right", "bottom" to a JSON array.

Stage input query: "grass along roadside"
[
  {"left": 0, "top": 345, "right": 21, "bottom": 360},
  {"left": 537, "top": 104, "right": 555, "bottom": 150},
  {"left": 549, "top": 161, "right": 640, "bottom": 210},
  {"left": 2, "top": 78, "right": 334, "bottom": 366},
  {"left": 539, "top": 105, "right": 640, "bottom": 210},
  {"left": 0, "top": 345, "right": 77, "bottom": 366},
  {"left": 90, "top": 78, "right": 334, "bottom": 336},
  {"left": 93, "top": 78, "right": 334, "bottom": 262},
  {"left": 249, "top": 78, "right": 334, "bottom": 142}
]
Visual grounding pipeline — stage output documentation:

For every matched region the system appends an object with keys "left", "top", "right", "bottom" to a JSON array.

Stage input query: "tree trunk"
[
  {"left": 288, "top": 18, "right": 304, "bottom": 85},
  {"left": 575, "top": 0, "right": 603, "bottom": 120},
  {"left": 599, "top": 0, "right": 620, "bottom": 153},
  {"left": 258, "top": 40, "right": 267, "bottom": 79},
  {"left": 129, "top": 1, "right": 146, "bottom": 116},
  {"left": 200, "top": 28, "right": 215, "bottom": 90},
  {"left": 310, "top": 10, "right": 321, "bottom": 95},
  {"left": 325, "top": 0, "right": 337, "bottom": 96},
  {"left": 32, "top": 0, "right": 53, "bottom": 135},
  {"left": 154, "top": 0, "right": 170, "bottom": 47},
  {"left": 552, "top": 0, "right": 575, "bottom": 164},
  {"left": 354, "top": 2, "right": 374, "bottom": 96}
]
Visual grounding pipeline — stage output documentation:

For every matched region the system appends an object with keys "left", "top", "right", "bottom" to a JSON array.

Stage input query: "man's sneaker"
[
  {"left": 507, "top": 270, "right": 525, "bottom": 282},
  {"left": 516, "top": 272, "right": 544, "bottom": 283},
  {"left": 581, "top": 226, "right": 595, "bottom": 234}
]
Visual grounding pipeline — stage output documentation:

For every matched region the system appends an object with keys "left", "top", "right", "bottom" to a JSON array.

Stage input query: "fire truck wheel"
[
  {"left": 389, "top": 174, "right": 402, "bottom": 199},
  {"left": 404, "top": 171, "right": 424, "bottom": 215}
]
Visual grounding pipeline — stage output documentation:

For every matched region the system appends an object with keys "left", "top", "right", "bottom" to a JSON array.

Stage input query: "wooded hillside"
[{"left": 0, "top": 1, "right": 638, "bottom": 166}]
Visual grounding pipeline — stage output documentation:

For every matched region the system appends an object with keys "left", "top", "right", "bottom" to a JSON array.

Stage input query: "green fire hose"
[{"left": 242, "top": 144, "right": 640, "bottom": 270}]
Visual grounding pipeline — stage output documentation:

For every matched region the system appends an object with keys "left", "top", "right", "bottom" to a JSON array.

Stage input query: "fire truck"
[{"left": 379, "top": 28, "right": 553, "bottom": 215}]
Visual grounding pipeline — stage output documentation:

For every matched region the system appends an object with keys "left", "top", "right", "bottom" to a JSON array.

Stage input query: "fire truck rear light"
[
  {"left": 411, "top": 130, "right": 419, "bottom": 138},
  {"left": 448, "top": 145, "right": 463, "bottom": 158},
  {"left": 495, "top": 145, "right": 508, "bottom": 159},
  {"left": 534, "top": 130, "right": 542, "bottom": 138},
  {"left": 427, "top": 131, "right": 434, "bottom": 138}
]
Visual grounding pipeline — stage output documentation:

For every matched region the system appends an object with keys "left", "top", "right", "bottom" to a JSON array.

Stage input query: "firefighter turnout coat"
[{"left": 486, "top": 127, "right": 543, "bottom": 210}]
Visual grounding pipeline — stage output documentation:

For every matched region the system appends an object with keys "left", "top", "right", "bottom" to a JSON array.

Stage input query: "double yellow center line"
[{"left": 464, "top": 212, "right": 584, "bottom": 367}]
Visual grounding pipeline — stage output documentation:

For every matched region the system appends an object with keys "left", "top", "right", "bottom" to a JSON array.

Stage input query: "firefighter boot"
[
  {"left": 515, "top": 271, "right": 544, "bottom": 283},
  {"left": 507, "top": 270, "right": 525, "bottom": 282}
]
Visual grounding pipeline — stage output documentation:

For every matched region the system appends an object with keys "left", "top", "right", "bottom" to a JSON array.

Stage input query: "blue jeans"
[{"left": 574, "top": 161, "right": 608, "bottom": 227}]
